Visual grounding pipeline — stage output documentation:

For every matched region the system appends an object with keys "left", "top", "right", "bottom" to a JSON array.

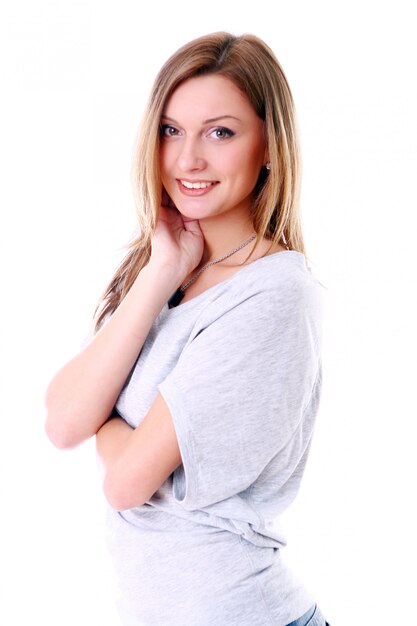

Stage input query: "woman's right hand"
[{"left": 148, "top": 191, "right": 205, "bottom": 277}]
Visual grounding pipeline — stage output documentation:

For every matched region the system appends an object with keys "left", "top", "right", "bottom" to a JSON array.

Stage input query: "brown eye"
[
  {"left": 210, "top": 127, "right": 235, "bottom": 140},
  {"left": 160, "top": 125, "right": 179, "bottom": 137}
]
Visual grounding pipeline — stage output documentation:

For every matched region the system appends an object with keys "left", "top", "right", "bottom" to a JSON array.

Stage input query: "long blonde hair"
[{"left": 94, "top": 31, "right": 304, "bottom": 331}]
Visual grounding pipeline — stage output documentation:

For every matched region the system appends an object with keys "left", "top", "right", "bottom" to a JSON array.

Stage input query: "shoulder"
[
  {"left": 199, "top": 251, "right": 323, "bottom": 329},
  {"left": 233, "top": 251, "right": 322, "bottom": 308}
]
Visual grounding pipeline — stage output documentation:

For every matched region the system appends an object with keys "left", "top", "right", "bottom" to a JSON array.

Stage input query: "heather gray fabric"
[{"left": 105, "top": 250, "right": 323, "bottom": 626}]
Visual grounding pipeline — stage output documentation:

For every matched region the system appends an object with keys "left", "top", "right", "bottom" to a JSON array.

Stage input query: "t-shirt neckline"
[{"left": 165, "top": 249, "right": 306, "bottom": 315}]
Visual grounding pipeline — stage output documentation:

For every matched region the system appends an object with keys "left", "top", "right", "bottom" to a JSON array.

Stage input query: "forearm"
[
  {"left": 96, "top": 417, "right": 134, "bottom": 473},
  {"left": 95, "top": 391, "right": 183, "bottom": 511},
  {"left": 96, "top": 417, "right": 143, "bottom": 510},
  {"left": 45, "top": 260, "right": 183, "bottom": 449}
]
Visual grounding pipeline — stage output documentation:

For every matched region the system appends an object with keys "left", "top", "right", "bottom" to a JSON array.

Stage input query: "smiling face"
[{"left": 159, "top": 74, "right": 268, "bottom": 225}]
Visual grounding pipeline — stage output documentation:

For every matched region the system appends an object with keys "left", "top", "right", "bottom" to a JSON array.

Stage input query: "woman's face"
[{"left": 159, "top": 74, "right": 267, "bottom": 223}]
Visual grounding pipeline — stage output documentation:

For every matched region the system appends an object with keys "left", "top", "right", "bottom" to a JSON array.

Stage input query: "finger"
[{"left": 183, "top": 217, "right": 202, "bottom": 235}]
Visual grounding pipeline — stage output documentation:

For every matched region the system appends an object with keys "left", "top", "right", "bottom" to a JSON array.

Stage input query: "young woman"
[{"left": 45, "top": 32, "right": 329, "bottom": 626}]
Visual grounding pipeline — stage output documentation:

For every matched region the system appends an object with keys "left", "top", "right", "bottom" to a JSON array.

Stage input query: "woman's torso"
[{"left": 107, "top": 249, "right": 322, "bottom": 626}]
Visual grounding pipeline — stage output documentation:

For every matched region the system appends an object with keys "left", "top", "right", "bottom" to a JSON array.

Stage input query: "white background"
[{"left": 0, "top": 1, "right": 416, "bottom": 624}]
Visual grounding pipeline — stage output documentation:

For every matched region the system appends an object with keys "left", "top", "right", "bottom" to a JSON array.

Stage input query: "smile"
[
  {"left": 176, "top": 179, "right": 219, "bottom": 196},
  {"left": 180, "top": 180, "right": 215, "bottom": 189}
]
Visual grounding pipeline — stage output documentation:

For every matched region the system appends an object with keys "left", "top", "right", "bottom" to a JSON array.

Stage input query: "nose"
[{"left": 177, "top": 136, "right": 206, "bottom": 172}]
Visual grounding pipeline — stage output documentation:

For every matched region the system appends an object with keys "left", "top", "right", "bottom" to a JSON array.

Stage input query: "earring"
[{"left": 265, "top": 162, "right": 271, "bottom": 170}]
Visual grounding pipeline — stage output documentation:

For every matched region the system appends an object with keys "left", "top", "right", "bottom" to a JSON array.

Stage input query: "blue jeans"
[{"left": 286, "top": 603, "right": 331, "bottom": 626}]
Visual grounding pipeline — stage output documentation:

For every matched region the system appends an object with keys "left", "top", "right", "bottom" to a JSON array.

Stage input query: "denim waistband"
[{"left": 286, "top": 603, "right": 316, "bottom": 626}]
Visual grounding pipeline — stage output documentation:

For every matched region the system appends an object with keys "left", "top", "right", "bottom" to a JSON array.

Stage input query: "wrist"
[
  {"left": 143, "top": 258, "right": 187, "bottom": 289},
  {"left": 124, "top": 261, "right": 186, "bottom": 318}
]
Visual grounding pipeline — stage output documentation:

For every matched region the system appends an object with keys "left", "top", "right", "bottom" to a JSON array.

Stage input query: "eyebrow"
[{"left": 160, "top": 115, "right": 241, "bottom": 124}]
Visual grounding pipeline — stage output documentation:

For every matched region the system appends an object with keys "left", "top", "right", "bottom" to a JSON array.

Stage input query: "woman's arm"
[
  {"left": 44, "top": 260, "right": 184, "bottom": 449},
  {"left": 95, "top": 393, "right": 182, "bottom": 511},
  {"left": 45, "top": 204, "right": 204, "bottom": 450}
]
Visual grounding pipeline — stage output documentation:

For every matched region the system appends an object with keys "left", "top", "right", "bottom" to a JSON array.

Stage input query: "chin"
[{"left": 174, "top": 201, "right": 217, "bottom": 219}]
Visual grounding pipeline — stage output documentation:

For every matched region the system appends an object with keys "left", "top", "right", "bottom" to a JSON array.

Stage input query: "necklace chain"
[{"left": 180, "top": 233, "right": 257, "bottom": 292}]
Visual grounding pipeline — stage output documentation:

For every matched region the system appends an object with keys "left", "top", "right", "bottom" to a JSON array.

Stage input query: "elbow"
[
  {"left": 44, "top": 389, "right": 80, "bottom": 449},
  {"left": 44, "top": 412, "right": 85, "bottom": 450},
  {"left": 103, "top": 468, "right": 147, "bottom": 511},
  {"left": 44, "top": 382, "right": 91, "bottom": 449}
]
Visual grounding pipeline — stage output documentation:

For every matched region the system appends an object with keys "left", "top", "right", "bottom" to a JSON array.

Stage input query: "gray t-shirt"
[{"left": 105, "top": 250, "right": 323, "bottom": 626}]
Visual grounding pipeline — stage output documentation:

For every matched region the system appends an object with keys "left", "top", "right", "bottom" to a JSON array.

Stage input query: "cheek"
[
  {"left": 228, "top": 138, "right": 264, "bottom": 179},
  {"left": 159, "top": 144, "right": 175, "bottom": 177},
  {"left": 236, "top": 154, "right": 264, "bottom": 189}
]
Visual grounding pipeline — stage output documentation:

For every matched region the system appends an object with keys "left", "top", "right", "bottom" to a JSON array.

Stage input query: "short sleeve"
[{"left": 158, "top": 276, "right": 323, "bottom": 511}]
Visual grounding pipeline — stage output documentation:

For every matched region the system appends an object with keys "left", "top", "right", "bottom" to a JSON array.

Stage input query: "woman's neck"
[{"left": 197, "top": 213, "right": 256, "bottom": 266}]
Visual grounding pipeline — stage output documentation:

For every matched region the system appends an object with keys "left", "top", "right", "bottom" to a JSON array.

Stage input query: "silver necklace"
[{"left": 168, "top": 232, "right": 257, "bottom": 308}]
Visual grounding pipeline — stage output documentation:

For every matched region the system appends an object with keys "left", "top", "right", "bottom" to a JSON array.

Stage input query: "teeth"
[{"left": 181, "top": 180, "right": 214, "bottom": 189}]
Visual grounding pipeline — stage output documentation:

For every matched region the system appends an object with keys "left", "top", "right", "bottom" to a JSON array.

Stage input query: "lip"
[{"left": 176, "top": 179, "right": 219, "bottom": 196}]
